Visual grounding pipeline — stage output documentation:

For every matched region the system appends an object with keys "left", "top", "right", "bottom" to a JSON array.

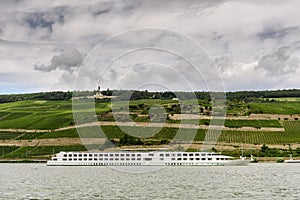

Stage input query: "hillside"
[{"left": 1, "top": 90, "right": 300, "bottom": 159}]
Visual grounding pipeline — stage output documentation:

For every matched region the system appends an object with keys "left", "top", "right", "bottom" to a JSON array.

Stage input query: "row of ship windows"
[
  {"left": 55, "top": 157, "right": 229, "bottom": 161},
  {"left": 57, "top": 158, "right": 142, "bottom": 161},
  {"left": 165, "top": 163, "right": 221, "bottom": 166},
  {"left": 63, "top": 154, "right": 141, "bottom": 157},
  {"left": 159, "top": 153, "right": 214, "bottom": 157},
  {"left": 62, "top": 153, "right": 216, "bottom": 157}
]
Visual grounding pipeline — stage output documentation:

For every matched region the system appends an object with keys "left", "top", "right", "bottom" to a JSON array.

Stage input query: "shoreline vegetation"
[{"left": 1, "top": 89, "right": 300, "bottom": 162}]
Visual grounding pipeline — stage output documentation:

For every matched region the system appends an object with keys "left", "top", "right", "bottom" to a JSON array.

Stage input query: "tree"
[
  {"left": 260, "top": 144, "right": 269, "bottom": 156},
  {"left": 296, "top": 147, "right": 300, "bottom": 155}
]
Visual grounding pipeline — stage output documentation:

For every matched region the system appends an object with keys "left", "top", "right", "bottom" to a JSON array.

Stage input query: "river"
[{"left": 0, "top": 163, "right": 299, "bottom": 199}]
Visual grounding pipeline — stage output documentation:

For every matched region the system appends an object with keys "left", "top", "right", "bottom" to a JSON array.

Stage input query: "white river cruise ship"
[{"left": 47, "top": 151, "right": 247, "bottom": 166}]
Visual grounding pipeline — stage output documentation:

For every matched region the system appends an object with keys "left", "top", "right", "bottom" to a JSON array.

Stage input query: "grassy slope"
[
  {"left": 249, "top": 102, "right": 300, "bottom": 114},
  {"left": 1, "top": 99, "right": 300, "bottom": 159},
  {"left": 0, "top": 100, "right": 111, "bottom": 130}
]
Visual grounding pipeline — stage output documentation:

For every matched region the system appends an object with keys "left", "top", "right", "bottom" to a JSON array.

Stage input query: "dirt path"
[
  {"left": 169, "top": 113, "right": 300, "bottom": 120},
  {"left": 0, "top": 128, "right": 51, "bottom": 133},
  {"left": 0, "top": 138, "right": 106, "bottom": 146}
]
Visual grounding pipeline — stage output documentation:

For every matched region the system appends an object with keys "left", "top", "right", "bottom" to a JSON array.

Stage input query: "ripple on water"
[{"left": 0, "top": 163, "right": 300, "bottom": 199}]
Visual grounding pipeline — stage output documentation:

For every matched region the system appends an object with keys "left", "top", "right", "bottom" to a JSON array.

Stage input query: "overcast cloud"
[{"left": 0, "top": 0, "right": 300, "bottom": 94}]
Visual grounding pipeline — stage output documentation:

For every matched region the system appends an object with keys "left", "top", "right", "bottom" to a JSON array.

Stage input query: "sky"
[{"left": 0, "top": 0, "right": 300, "bottom": 94}]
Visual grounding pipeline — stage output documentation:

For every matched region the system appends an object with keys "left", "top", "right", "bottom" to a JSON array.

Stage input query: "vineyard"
[
  {"left": 218, "top": 121, "right": 300, "bottom": 144},
  {"left": 1, "top": 98, "right": 300, "bottom": 159}
]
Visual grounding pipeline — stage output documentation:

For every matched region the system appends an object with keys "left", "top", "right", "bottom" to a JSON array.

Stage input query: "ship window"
[
  {"left": 79, "top": 158, "right": 82, "bottom": 161},
  {"left": 74, "top": 158, "right": 77, "bottom": 161},
  {"left": 115, "top": 154, "right": 119, "bottom": 157},
  {"left": 177, "top": 158, "right": 182, "bottom": 160},
  {"left": 144, "top": 158, "right": 152, "bottom": 161},
  {"left": 68, "top": 154, "right": 72, "bottom": 157},
  {"left": 110, "top": 154, "right": 113, "bottom": 157},
  {"left": 84, "top": 154, "right": 87, "bottom": 157},
  {"left": 74, "top": 154, "right": 77, "bottom": 157},
  {"left": 166, "top": 154, "right": 170, "bottom": 157},
  {"left": 208, "top": 158, "right": 212, "bottom": 160},
  {"left": 89, "top": 154, "right": 93, "bottom": 157},
  {"left": 201, "top": 154, "right": 206, "bottom": 156},
  {"left": 132, "top": 158, "right": 135, "bottom": 161},
  {"left": 201, "top": 158, "right": 206, "bottom": 160},
  {"left": 126, "top": 158, "right": 130, "bottom": 161},
  {"left": 68, "top": 158, "right": 72, "bottom": 161},
  {"left": 196, "top": 158, "right": 200, "bottom": 160},
  {"left": 99, "top": 158, "right": 103, "bottom": 161},
  {"left": 216, "top": 158, "right": 219, "bottom": 160},
  {"left": 131, "top": 154, "right": 135, "bottom": 157},
  {"left": 115, "top": 158, "right": 119, "bottom": 161},
  {"left": 190, "top": 158, "right": 194, "bottom": 160},
  {"left": 183, "top": 158, "right": 187, "bottom": 160},
  {"left": 63, "top": 154, "right": 67, "bottom": 157},
  {"left": 79, "top": 154, "right": 82, "bottom": 157},
  {"left": 105, "top": 158, "right": 108, "bottom": 160},
  {"left": 137, "top": 158, "right": 141, "bottom": 160},
  {"left": 109, "top": 158, "right": 113, "bottom": 160},
  {"left": 225, "top": 158, "right": 228, "bottom": 160},
  {"left": 121, "top": 158, "right": 124, "bottom": 161},
  {"left": 120, "top": 154, "right": 124, "bottom": 157},
  {"left": 189, "top": 153, "right": 193, "bottom": 156},
  {"left": 53, "top": 158, "right": 57, "bottom": 161},
  {"left": 94, "top": 154, "right": 98, "bottom": 157},
  {"left": 94, "top": 158, "right": 98, "bottom": 161},
  {"left": 104, "top": 154, "right": 108, "bottom": 157},
  {"left": 159, "top": 158, "right": 164, "bottom": 160},
  {"left": 148, "top": 153, "right": 154, "bottom": 156},
  {"left": 183, "top": 153, "right": 187, "bottom": 156},
  {"left": 172, "top": 153, "right": 175, "bottom": 156},
  {"left": 84, "top": 158, "right": 87, "bottom": 161},
  {"left": 207, "top": 154, "right": 212, "bottom": 156},
  {"left": 195, "top": 153, "right": 199, "bottom": 156},
  {"left": 171, "top": 158, "right": 175, "bottom": 160},
  {"left": 159, "top": 154, "right": 164, "bottom": 157},
  {"left": 99, "top": 154, "right": 103, "bottom": 157},
  {"left": 177, "top": 153, "right": 181, "bottom": 156},
  {"left": 126, "top": 154, "right": 130, "bottom": 157},
  {"left": 137, "top": 154, "right": 141, "bottom": 157}
]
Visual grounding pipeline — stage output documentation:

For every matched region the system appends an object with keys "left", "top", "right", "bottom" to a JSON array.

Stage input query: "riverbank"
[{"left": 0, "top": 159, "right": 47, "bottom": 163}]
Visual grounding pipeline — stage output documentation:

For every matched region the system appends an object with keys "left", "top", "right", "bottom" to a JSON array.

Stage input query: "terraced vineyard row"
[{"left": 218, "top": 121, "right": 300, "bottom": 144}]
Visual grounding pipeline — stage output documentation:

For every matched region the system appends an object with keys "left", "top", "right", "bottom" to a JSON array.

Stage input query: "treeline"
[
  {"left": 111, "top": 89, "right": 300, "bottom": 101},
  {"left": 1, "top": 89, "right": 300, "bottom": 103},
  {"left": 226, "top": 89, "right": 300, "bottom": 101},
  {"left": 0, "top": 91, "right": 73, "bottom": 103}
]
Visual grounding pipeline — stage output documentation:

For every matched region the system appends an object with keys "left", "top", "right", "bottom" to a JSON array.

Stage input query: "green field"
[
  {"left": 1, "top": 98, "right": 300, "bottom": 159},
  {"left": 0, "top": 132, "right": 25, "bottom": 140},
  {"left": 0, "top": 100, "right": 112, "bottom": 130},
  {"left": 29, "top": 121, "right": 299, "bottom": 145},
  {"left": 249, "top": 102, "right": 300, "bottom": 114},
  {"left": 2, "top": 145, "right": 88, "bottom": 159},
  {"left": 169, "top": 119, "right": 282, "bottom": 128}
]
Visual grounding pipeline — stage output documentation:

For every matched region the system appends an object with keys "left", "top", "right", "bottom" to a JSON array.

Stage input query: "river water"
[{"left": 0, "top": 163, "right": 300, "bottom": 199}]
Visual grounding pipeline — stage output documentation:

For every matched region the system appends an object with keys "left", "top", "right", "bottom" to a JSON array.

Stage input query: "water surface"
[{"left": 1, "top": 163, "right": 300, "bottom": 199}]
